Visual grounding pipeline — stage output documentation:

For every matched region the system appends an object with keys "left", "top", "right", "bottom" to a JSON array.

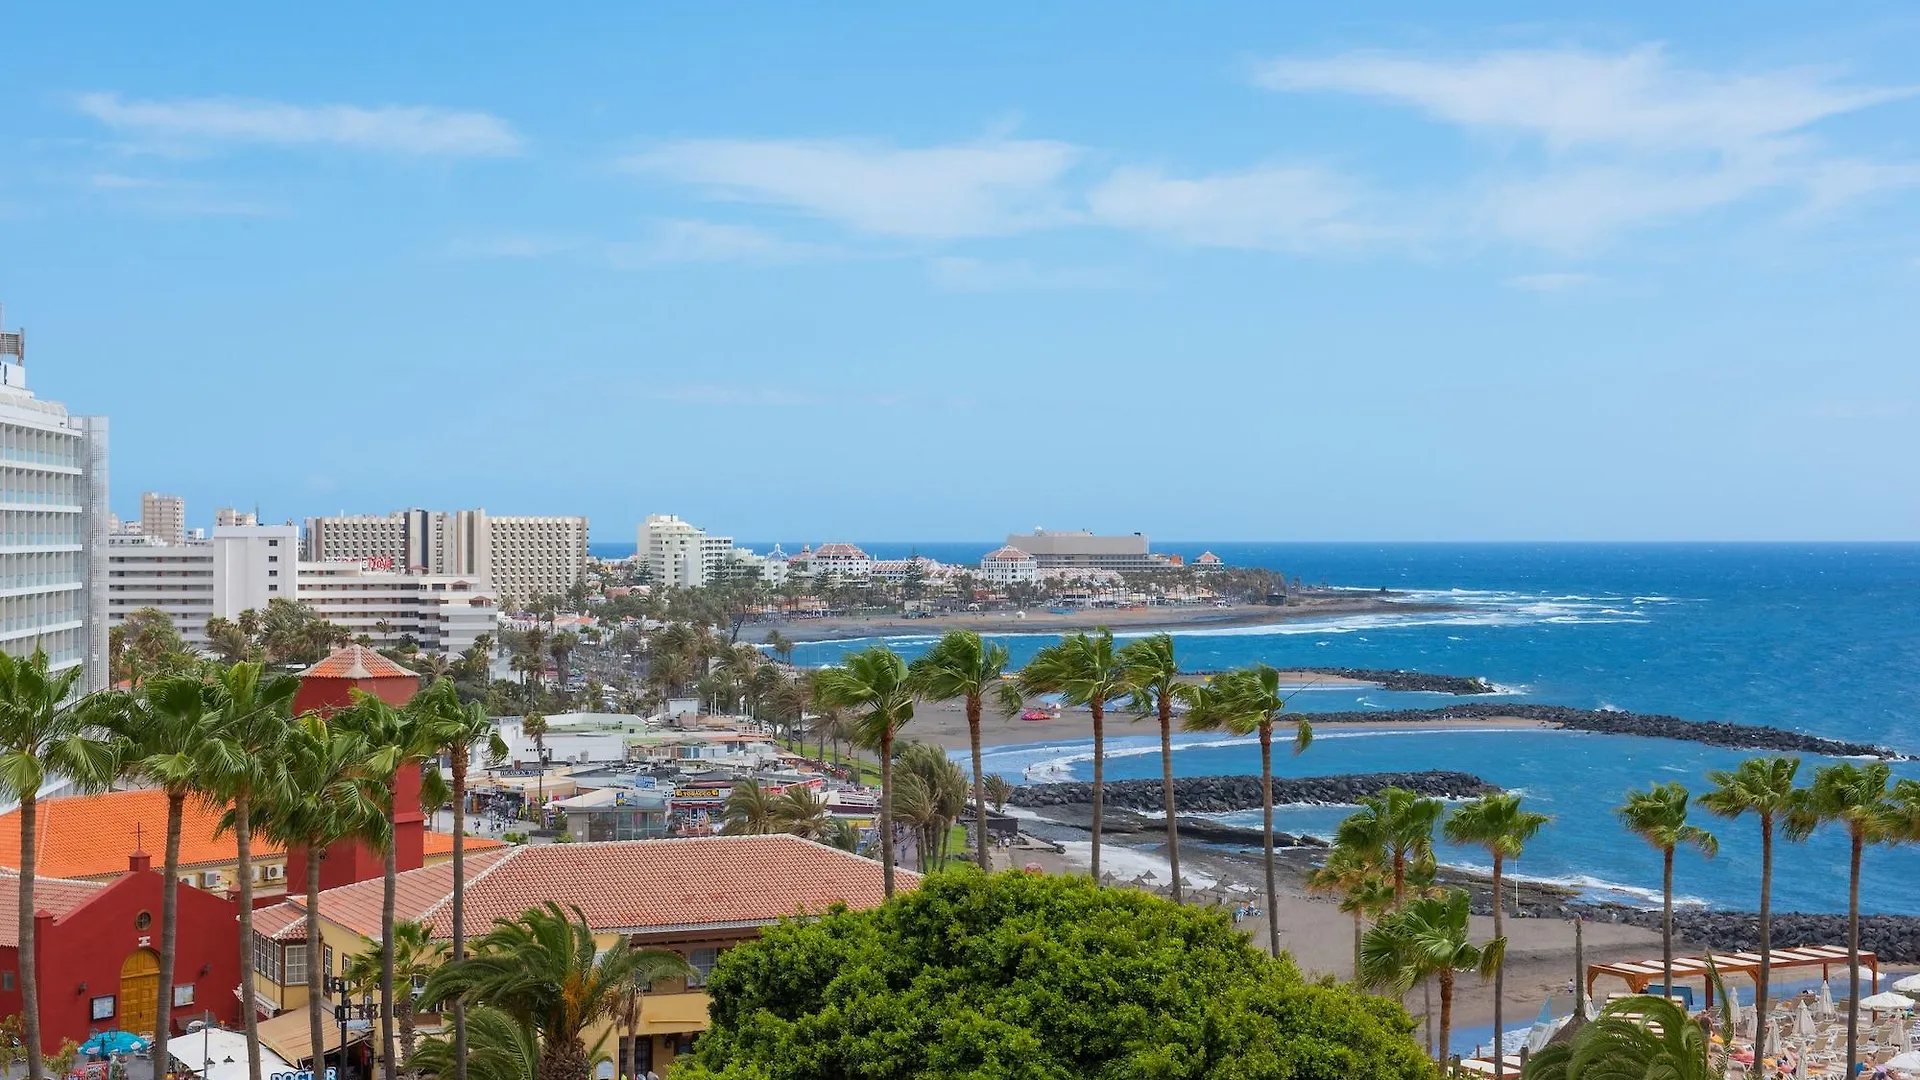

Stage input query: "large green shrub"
[{"left": 680, "top": 871, "right": 1432, "bottom": 1080}]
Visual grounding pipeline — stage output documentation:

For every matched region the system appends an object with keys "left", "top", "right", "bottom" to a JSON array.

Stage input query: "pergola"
[{"left": 1587, "top": 946, "right": 1879, "bottom": 1004}]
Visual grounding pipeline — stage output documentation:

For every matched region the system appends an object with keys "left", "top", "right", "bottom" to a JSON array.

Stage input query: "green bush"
[{"left": 679, "top": 871, "right": 1432, "bottom": 1080}]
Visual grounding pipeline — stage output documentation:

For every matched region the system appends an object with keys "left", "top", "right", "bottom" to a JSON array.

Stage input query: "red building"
[{"left": 0, "top": 851, "right": 244, "bottom": 1050}]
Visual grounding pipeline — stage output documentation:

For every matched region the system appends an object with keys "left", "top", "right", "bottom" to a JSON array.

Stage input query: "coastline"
[{"left": 753, "top": 594, "right": 1459, "bottom": 645}]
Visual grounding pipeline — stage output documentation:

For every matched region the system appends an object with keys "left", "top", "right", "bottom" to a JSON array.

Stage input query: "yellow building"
[{"left": 251, "top": 835, "right": 904, "bottom": 1076}]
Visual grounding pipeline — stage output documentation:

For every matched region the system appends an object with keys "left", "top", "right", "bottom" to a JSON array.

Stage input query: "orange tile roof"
[
  {"left": 0, "top": 788, "right": 283, "bottom": 879},
  {"left": 254, "top": 901, "right": 309, "bottom": 942},
  {"left": 0, "top": 869, "right": 106, "bottom": 946},
  {"left": 422, "top": 831, "right": 506, "bottom": 857},
  {"left": 308, "top": 835, "right": 907, "bottom": 941},
  {"left": 300, "top": 644, "right": 417, "bottom": 680}
]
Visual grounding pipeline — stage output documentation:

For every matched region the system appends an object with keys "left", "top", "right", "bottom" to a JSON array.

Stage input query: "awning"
[
  {"left": 257, "top": 1002, "right": 371, "bottom": 1066},
  {"left": 169, "top": 1029, "right": 295, "bottom": 1080},
  {"left": 634, "top": 992, "right": 712, "bottom": 1035}
]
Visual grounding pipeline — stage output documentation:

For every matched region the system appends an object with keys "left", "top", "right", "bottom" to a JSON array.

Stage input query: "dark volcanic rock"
[
  {"left": 1305, "top": 703, "right": 1900, "bottom": 759},
  {"left": 1564, "top": 907, "right": 1920, "bottom": 964},
  {"left": 1293, "top": 667, "right": 1497, "bottom": 695},
  {"left": 1006, "top": 770, "right": 1497, "bottom": 813}
]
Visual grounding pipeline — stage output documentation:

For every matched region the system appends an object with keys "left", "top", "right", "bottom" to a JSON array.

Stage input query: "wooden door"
[{"left": 119, "top": 949, "right": 161, "bottom": 1037}]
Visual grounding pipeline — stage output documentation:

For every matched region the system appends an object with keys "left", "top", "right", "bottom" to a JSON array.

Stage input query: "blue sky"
[{"left": 3, "top": 3, "right": 1918, "bottom": 542}]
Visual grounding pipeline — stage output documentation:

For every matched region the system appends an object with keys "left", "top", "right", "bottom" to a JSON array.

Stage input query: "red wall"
[{"left": 6, "top": 866, "right": 244, "bottom": 1050}]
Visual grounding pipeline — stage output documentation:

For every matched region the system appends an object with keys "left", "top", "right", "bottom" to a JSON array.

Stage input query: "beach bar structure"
[{"left": 1587, "top": 946, "right": 1879, "bottom": 1002}]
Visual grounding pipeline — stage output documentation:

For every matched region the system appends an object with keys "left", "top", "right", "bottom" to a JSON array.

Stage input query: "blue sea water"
[{"left": 774, "top": 543, "right": 1920, "bottom": 916}]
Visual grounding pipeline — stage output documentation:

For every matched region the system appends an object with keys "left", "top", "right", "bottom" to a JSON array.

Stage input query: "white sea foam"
[
  {"left": 1447, "top": 859, "right": 1709, "bottom": 909},
  {"left": 1053, "top": 840, "right": 1217, "bottom": 889}
]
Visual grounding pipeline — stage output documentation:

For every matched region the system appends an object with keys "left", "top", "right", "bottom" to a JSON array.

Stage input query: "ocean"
[{"left": 737, "top": 542, "right": 1920, "bottom": 917}]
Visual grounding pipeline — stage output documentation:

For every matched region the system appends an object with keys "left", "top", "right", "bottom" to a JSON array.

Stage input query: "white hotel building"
[
  {"left": 303, "top": 508, "right": 587, "bottom": 607},
  {"left": 0, "top": 307, "right": 109, "bottom": 690}
]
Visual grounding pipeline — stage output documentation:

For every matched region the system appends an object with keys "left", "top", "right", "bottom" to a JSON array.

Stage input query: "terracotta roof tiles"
[
  {"left": 0, "top": 789, "right": 277, "bottom": 880},
  {"left": 300, "top": 644, "right": 417, "bottom": 680},
  {"left": 0, "top": 869, "right": 106, "bottom": 946}
]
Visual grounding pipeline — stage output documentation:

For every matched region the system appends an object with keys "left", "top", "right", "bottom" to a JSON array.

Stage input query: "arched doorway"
[{"left": 119, "top": 949, "right": 160, "bottom": 1036}]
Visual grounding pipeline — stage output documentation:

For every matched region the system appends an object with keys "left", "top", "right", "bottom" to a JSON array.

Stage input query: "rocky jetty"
[
  {"left": 1291, "top": 667, "right": 1497, "bottom": 695},
  {"left": 1307, "top": 703, "right": 1901, "bottom": 759},
  {"left": 1565, "top": 907, "right": 1920, "bottom": 964},
  {"left": 1007, "top": 770, "right": 1497, "bottom": 814}
]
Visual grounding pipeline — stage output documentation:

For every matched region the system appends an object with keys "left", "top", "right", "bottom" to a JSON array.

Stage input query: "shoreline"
[{"left": 753, "top": 594, "right": 1460, "bottom": 645}]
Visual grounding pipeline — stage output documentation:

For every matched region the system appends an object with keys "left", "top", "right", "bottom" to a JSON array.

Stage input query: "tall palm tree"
[
  {"left": 1523, "top": 994, "right": 1716, "bottom": 1080},
  {"left": 1791, "top": 761, "right": 1896, "bottom": 1078},
  {"left": 197, "top": 661, "right": 300, "bottom": 1080},
  {"left": 769, "top": 784, "right": 834, "bottom": 840},
  {"left": 110, "top": 673, "right": 217, "bottom": 1080},
  {"left": 418, "top": 902, "right": 691, "bottom": 1080},
  {"left": 1306, "top": 843, "right": 1394, "bottom": 981},
  {"left": 1337, "top": 786, "right": 1444, "bottom": 907},
  {"left": 0, "top": 650, "right": 122, "bottom": 1080},
  {"left": 1017, "top": 630, "right": 1125, "bottom": 879},
  {"left": 1360, "top": 889, "right": 1503, "bottom": 1063},
  {"left": 895, "top": 741, "right": 968, "bottom": 870},
  {"left": 1444, "top": 792, "right": 1551, "bottom": 1080},
  {"left": 813, "top": 646, "right": 915, "bottom": 896},
  {"left": 346, "top": 920, "right": 446, "bottom": 1066},
  {"left": 1699, "top": 756, "right": 1802, "bottom": 1031},
  {"left": 1116, "top": 634, "right": 1196, "bottom": 902},
  {"left": 1186, "top": 665, "right": 1311, "bottom": 956},
  {"left": 720, "top": 778, "right": 776, "bottom": 835},
  {"left": 906, "top": 631, "right": 1020, "bottom": 869},
  {"left": 411, "top": 680, "right": 507, "bottom": 1080},
  {"left": 252, "top": 713, "right": 384, "bottom": 1080},
  {"left": 1618, "top": 782, "right": 1719, "bottom": 1004}
]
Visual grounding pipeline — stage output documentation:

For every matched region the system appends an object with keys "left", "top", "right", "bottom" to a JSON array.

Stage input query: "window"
[
  {"left": 1, "top": 971, "right": 12, "bottom": 991},
  {"left": 268, "top": 539, "right": 279, "bottom": 547},
  {"left": 685, "top": 947, "right": 719, "bottom": 987},
  {"left": 324, "top": 945, "right": 334, "bottom": 978},
  {"left": 284, "top": 945, "right": 307, "bottom": 986},
  {"left": 268, "top": 555, "right": 278, "bottom": 563}
]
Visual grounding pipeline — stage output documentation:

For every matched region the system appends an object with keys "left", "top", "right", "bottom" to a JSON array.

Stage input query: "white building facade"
[
  {"left": 979, "top": 545, "right": 1038, "bottom": 586},
  {"left": 0, "top": 307, "right": 109, "bottom": 690},
  {"left": 106, "top": 524, "right": 301, "bottom": 649},
  {"left": 641, "top": 514, "right": 712, "bottom": 589},
  {"left": 304, "top": 508, "right": 586, "bottom": 608},
  {"left": 296, "top": 562, "right": 499, "bottom": 655}
]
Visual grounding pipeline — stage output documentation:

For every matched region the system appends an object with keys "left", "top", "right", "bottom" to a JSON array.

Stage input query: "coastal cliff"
[
  {"left": 1308, "top": 703, "right": 1901, "bottom": 759},
  {"left": 1007, "top": 770, "right": 1497, "bottom": 813}
]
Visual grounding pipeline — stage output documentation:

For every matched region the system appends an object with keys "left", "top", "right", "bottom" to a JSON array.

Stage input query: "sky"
[{"left": 3, "top": 3, "right": 1918, "bottom": 543}]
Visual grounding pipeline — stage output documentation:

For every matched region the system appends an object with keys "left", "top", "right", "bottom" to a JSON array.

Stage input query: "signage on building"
[
  {"left": 362, "top": 555, "right": 396, "bottom": 572},
  {"left": 270, "top": 1070, "right": 337, "bottom": 1080}
]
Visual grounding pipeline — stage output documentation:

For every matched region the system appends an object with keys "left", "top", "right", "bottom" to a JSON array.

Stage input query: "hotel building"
[
  {"left": 1004, "top": 528, "right": 1152, "bottom": 572},
  {"left": 0, "top": 306, "right": 109, "bottom": 690},
  {"left": 303, "top": 508, "right": 587, "bottom": 607}
]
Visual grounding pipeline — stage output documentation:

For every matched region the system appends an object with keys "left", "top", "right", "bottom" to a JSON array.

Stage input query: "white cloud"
[
  {"left": 1506, "top": 272, "right": 1599, "bottom": 292},
  {"left": 924, "top": 256, "right": 1135, "bottom": 292},
  {"left": 1087, "top": 164, "right": 1372, "bottom": 251},
  {"left": 606, "top": 220, "right": 829, "bottom": 267},
  {"left": 443, "top": 232, "right": 588, "bottom": 260},
  {"left": 621, "top": 137, "right": 1081, "bottom": 239},
  {"left": 77, "top": 92, "right": 522, "bottom": 156},
  {"left": 88, "top": 172, "right": 166, "bottom": 189}
]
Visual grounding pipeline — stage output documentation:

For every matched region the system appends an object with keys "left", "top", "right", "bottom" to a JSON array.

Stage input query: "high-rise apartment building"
[
  {"left": 303, "top": 508, "right": 586, "bottom": 607},
  {"left": 640, "top": 514, "right": 734, "bottom": 589},
  {"left": 0, "top": 305, "right": 109, "bottom": 690},
  {"left": 140, "top": 491, "right": 186, "bottom": 547},
  {"left": 215, "top": 507, "right": 258, "bottom": 527},
  {"left": 106, "top": 525, "right": 297, "bottom": 649}
]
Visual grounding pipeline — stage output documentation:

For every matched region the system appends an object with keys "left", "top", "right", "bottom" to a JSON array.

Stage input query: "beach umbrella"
[
  {"left": 1884, "top": 1050, "right": 1920, "bottom": 1071},
  {"left": 1820, "top": 983, "right": 1837, "bottom": 1018},
  {"left": 1896, "top": 975, "right": 1920, "bottom": 995},
  {"left": 1797, "top": 1003, "right": 1816, "bottom": 1037},
  {"left": 1727, "top": 990, "right": 1744, "bottom": 1036},
  {"left": 1527, "top": 1000, "right": 1558, "bottom": 1053},
  {"left": 1861, "top": 992, "right": 1915, "bottom": 1013}
]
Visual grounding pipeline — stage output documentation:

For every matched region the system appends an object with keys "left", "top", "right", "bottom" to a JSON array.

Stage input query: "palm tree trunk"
[
  {"left": 1661, "top": 846, "right": 1674, "bottom": 1001},
  {"left": 1757, "top": 815, "right": 1773, "bottom": 1034},
  {"left": 1259, "top": 723, "right": 1279, "bottom": 957},
  {"left": 382, "top": 830, "right": 399, "bottom": 1080},
  {"left": 19, "top": 791, "right": 42, "bottom": 1080},
  {"left": 451, "top": 753, "right": 469, "bottom": 1080},
  {"left": 1846, "top": 830, "right": 1862, "bottom": 1078},
  {"left": 305, "top": 847, "right": 326, "bottom": 1080},
  {"left": 237, "top": 791, "right": 264, "bottom": 1080},
  {"left": 1352, "top": 909, "right": 1363, "bottom": 983},
  {"left": 1492, "top": 854, "right": 1505, "bottom": 1080},
  {"left": 879, "top": 732, "right": 896, "bottom": 897},
  {"left": 1089, "top": 696, "right": 1104, "bottom": 881},
  {"left": 155, "top": 790, "right": 186, "bottom": 1080},
  {"left": 1393, "top": 850, "right": 1405, "bottom": 908},
  {"left": 398, "top": 1003, "right": 417, "bottom": 1067},
  {"left": 1440, "top": 968, "right": 1455, "bottom": 1064},
  {"left": 947, "top": 698, "right": 976, "bottom": 875},
  {"left": 1160, "top": 695, "right": 1181, "bottom": 905}
]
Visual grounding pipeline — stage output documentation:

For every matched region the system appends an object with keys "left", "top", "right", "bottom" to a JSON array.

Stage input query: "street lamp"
[
  {"left": 536, "top": 746, "right": 554, "bottom": 827},
  {"left": 326, "top": 977, "right": 360, "bottom": 1080}
]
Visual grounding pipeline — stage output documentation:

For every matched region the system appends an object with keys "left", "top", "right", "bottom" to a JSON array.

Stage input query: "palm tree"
[
  {"left": 770, "top": 784, "right": 834, "bottom": 840},
  {"left": 197, "top": 661, "right": 300, "bottom": 1080},
  {"left": 720, "top": 778, "right": 776, "bottom": 835},
  {"left": 346, "top": 920, "right": 446, "bottom": 1066},
  {"left": 0, "top": 650, "right": 122, "bottom": 1080},
  {"left": 252, "top": 712, "right": 384, "bottom": 1080},
  {"left": 418, "top": 902, "right": 691, "bottom": 1080},
  {"left": 1523, "top": 993, "right": 1715, "bottom": 1080},
  {"left": 1699, "top": 756, "right": 1802, "bottom": 1031},
  {"left": 1618, "top": 782, "right": 1718, "bottom": 1005},
  {"left": 1361, "top": 889, "right": 1502, "bottom": 1063},
  {"left": 1018, "top": 630, "right": 1126, "bottom": 879},
  {"left": 1306, "top": 843, "right": 1394, "bottom": 981},
  {"left": 983, "top": 774, "right": 1012, "bottom": 814},
  {"left": 1336, "top": 786, "right": 1443, "bottom": 907},
  {"left": 1116, "top": 634, "right": 1196, "bottom": 902},
  {"left": 409, "top": 1005, "right": 538, "bottom": 1080},
  {"left": 110, "top": 673, "right": 217, "bottom": 1080},
  {"left": 411, "top": 681, "right": 507, "bottom": 1080},
  {"left": 1186, "top": 665, "right": 1311, "bottom": 956},
  {"left": 906, "top": 631, "right": 1019, "bottom": 869},
  {"left": 1791, "top": 761, "right": 1896, "bottom": 1078},
  {"left": 895, "top": 741, "right": 968, "bottom": 870},
  {"left": 812, "top": 646, "right": 916, "bottom": 896},
  {"left": 1444, "top": 792, "right": 1550, "bottom": 1080}
]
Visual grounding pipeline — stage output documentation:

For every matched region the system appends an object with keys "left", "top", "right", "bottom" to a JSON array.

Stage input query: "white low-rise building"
[
  {"left": 296, "top": 561, "right": 499, "bottom": 656},
  {"left": 805, "top": 543, "right": 873, "bottom": 579},
  {"left": 979, "top": 545, "right": 1038, "bottom": 586}
]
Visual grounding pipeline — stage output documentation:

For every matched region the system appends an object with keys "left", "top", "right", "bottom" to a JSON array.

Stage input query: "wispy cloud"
[
  {"left": 924, "top": 256, "right": 1137, "bottom": 292},
  {"left": 607, "top": 220, "right": 832, "bottom": 267},
  {"left": 621, "top": 137, "right": 1082, "bottom": 239},
  {"left": 76, "top": 92, "right": 523, "bottom": 156},
  {"left": 442, "top": 232, "right": 588, "bottom": 260},
  {"left": 82, "top": 171, "right": 279, "bottom": 216},
  {"left": 1506, "top": 272, "right": 1599, "bottom": 292},
  {"left": 1087, "top": 164, "right": 1375, "bottom": 251}
]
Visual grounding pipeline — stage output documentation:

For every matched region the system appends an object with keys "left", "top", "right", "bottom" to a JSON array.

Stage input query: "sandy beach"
[{"left": 755, "top": 593, "right": 1459, "bottom": 645}]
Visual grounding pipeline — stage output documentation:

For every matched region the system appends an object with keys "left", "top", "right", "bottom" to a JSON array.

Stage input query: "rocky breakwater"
[
  {"left": 1310, "top": 703, "right": 1902, "bottom": 759},
  {"left": 1565, "top": 907, "right": 1920, "bottom": 965},
  {"left": 1007, "top": 770, "right": 1498, "bottom": 814},
  {"left": 1291, "top": 667, "right": 1497, "bottom": 695}
]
